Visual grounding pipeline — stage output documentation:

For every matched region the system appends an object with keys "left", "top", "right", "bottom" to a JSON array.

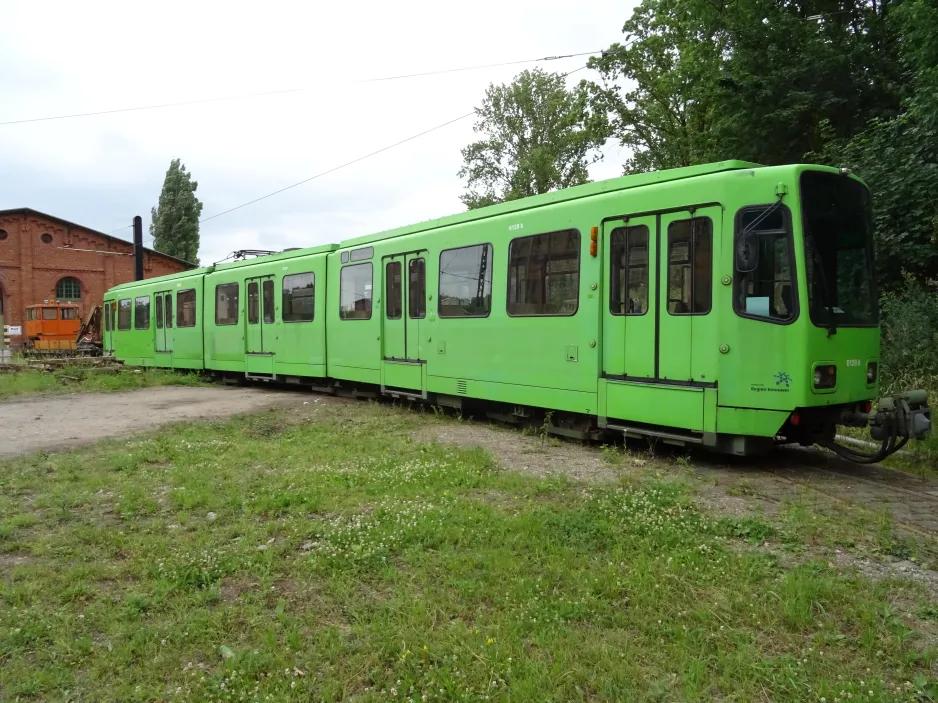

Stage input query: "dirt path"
[{"left": 1, "top": 385, "right": 304, "bottom": 457}]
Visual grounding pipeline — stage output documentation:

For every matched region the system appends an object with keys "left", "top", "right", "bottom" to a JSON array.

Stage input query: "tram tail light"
[{"left": 590, "top": 227, "right": 598, "bottom": 257}]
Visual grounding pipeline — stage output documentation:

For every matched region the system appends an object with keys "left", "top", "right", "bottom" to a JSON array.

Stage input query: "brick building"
[{"left": 0, "top": 208, "right": 193, "bottom": 343}]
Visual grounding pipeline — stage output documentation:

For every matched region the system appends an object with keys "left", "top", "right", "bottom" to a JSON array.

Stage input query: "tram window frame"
[
  {"left": 666, "top": 217, "right": 713, "bottom": 316},
  {"left": 104, "top": 303, "right": 111, "bottom": 331},
  {"left": 177, "top": 289, "right": 197, "bottom": 327},
  {"left": 733, "top": 204, "right": 798, "bottom": 325},
  {"left": 385, "top": 260, "right": 403, "bottom": 320},
  {"left": 438, "top": 243, "right": 494, "bottom": 318},
  {"left": 215, "top": 283, "right": 239, "bottom": 326},
  {"left": 609, "top": 225, "right": 650, "bottom": 316},
  {"left": 282, "top": 272, "right": 315, "bottom": 323},
  {"left": 134, "top": 296, "right": 150, "bottom": 330},
  {"left": 408, "top": 258, "right": 426, "bottom": 319},
  {"left": 506, "top": 229, "right": 580, "bottom": 317},
  {"left": 118, "top": 299, "right": 131, "bottom": 330},
  {"left": 339, "top": 263, "right": 373, "bottom": 320}
]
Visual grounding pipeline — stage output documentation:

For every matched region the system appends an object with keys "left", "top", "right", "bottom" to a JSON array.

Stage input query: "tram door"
[
  {"left": 102, "top": 299, "right": 114, "bottom": 354},
  {"left": 245, "top": 276, "right": 275, "bottom": 375},
  {"left": 380, "top": 251, "right": 427, "bottom": 395},
  {"left": 154, "top": 290, "right": 173, "bottom": 363},
  {"left": 602, "top": 215, "right": 657, "bottom": 379}
]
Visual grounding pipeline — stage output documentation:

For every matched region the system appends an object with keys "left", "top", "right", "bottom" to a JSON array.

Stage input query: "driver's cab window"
[{"left": 734, "top": 205, "right": 795, "bottom": 322}]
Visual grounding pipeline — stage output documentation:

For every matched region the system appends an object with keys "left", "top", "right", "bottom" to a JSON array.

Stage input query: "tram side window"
[
  {"left": 118, "top": 299, "right": 131, "bottom": 330},
  {"left": 104, "top": 303, "right": 111, "bottom": 331},
  {"left": 165, "top": 294, "right": 173, "bottom": 328},
  {"left": 734, "top": 206, "right": 794, "bottom": 321},
  {"left": 439, "top": 244, "right": 493, "bottom": 317},
  {"left": 339, "top": 263, "right": 373, "bottom": 320},
  {"left": 386, "top": 261, "right": 403, "bottom": 320},
  {"left": 282, "top": 273, "right": 314, "bottom": 322},
  {"left": 610, "top": 225, "right": 649, "bottom": 315},
  {"left": 134, "top": 296, "right": 150, "bottom": 330},
  {"left": 247, "top": 282, "right": 260, "bottom": 324},
  {"left": 507, "top": 230, "right": 580, "bottom": 316},
  {"left": 177, "top": 289, "right": 197, "bottom": 327},
  {"left": 409, "top": 258, "right": 426, "bottom": 319},
  {"left": 156, "top": 296, "right": 164, "bottom": 329},
  {"left": 667, "top": 218, "right": 712, "bottom": 315},
  {"left": 61, "top": 308, "right": 78, "bottom": 320},
  {"left": 263, "top": 280, "right": 275, "bottom": 324},
  {"left": 215, "top": 283, "right": 239, "bottom": 325}
]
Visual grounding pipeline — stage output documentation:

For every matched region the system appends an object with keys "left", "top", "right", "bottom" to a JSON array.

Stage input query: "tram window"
[
  {"left": 177, "top": 289, "right": 197, "bottom": 327},
  {"left": 134, "top": 296, "right": 150, "bottom": 330},
  {"left": 42, "top": 307, "right": 58, "bottom": 320},
  {"left": 61, "top": 308, "right": 78, "bottom": 320},
  {"left": 339, "top": 263, "right": 373, "bottom": 320},
  {"left": 104, "top": 304, "right": 111, "bottom": 331},
  {"left": 386, "top": 261, "right": 403, "bottom": 320},
  {"left": 439, "top": 244, "right": 493, "bottom": 317},
  {"left": 507, "top": 230, "right": 579, "bottom": 316},
  {"left": 667, "top": 218, "right": 712, "bottom": 315},
  {"left": 409, "top": 258, "right": 426, "bottom": 319},
  {"left": 118, "top": 299, "right": 131, "bottom": 330},
  {"left": 610, "top": 225, "right": 649, "bottom": 315},
  {"left": 164, "top": 294, "right": 173, "bottom": 328},
  {"left": 156, "top": 296, "right": 164, "bottom": 329},
  {"left": 215, "top": 283, "right": 239, "bottom": 325},
  {"left": 734, "top": 205, "right": 795, "bottom": 322},
  {"left": 282, "top": 272, "right": 314, "bottom": 322},
  {"left": 247, "top": 282, "right": 260, "bottom": 324},
  {"left": 262, "top": 280, "right": 275, "bottom": 323},
  {"left": 350, "top": 246, "right": 374, "bottom": 262}
]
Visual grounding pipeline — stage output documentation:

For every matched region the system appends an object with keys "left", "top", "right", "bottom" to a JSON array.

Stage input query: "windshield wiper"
[{"left": 804, "top": 225, "right": 837, "bottom": 336}]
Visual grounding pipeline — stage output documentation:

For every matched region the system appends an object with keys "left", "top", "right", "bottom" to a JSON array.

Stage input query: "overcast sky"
[{"left": 0, "top": 0, "right": 634, "bottom": 265}]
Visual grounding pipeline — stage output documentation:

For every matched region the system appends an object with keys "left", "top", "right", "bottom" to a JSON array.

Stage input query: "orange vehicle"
[{"left": 24, "top": 302, "right": 82, "bottom": 352}]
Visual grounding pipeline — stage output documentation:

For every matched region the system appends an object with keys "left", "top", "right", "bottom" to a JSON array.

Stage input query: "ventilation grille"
[{"left": 456, "top": 379, "right": 468, "bottom": 396}]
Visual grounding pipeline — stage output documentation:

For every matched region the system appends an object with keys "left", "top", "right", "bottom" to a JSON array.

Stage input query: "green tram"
[{"left": 104, "top": 161, "right": 931, "bottom": 462}]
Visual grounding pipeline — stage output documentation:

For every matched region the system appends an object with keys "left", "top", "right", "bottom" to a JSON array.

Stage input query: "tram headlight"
[
  {"left": 814, "top": 364, "right": 836, "bottom": 389},
  {"left": 867, "top": 361, "right": 878, "bottom": 384}
]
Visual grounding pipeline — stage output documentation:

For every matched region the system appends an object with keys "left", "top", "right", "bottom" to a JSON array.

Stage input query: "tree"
[
  {"left": 458, "top": 69, "right": 610, "bottom": 210},
  {"left": 589, "top": 0, "right": 905, "bottom": 172},
  {"left": 150, "top": 158, "right": 203, "bottom": 265}
]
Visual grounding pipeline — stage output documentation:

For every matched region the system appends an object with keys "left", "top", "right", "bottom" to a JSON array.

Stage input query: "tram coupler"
[{"left": 838, "top": 389, "right": 932, "bottom": 442}]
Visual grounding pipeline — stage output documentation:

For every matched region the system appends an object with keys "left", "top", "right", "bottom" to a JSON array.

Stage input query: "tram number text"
[
  {"left": 845, "top": 359, "right": 861, "bottom": 367},
  {"left": 508, "top": 223, "right": 524, "bottom": 231}
]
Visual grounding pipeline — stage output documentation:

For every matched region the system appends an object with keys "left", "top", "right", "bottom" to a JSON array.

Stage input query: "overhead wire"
[
  {"left": 0, "top": 50, "right": 599, "bottom": 127},
  {"left": 199, "top": 64, "right": 591, "bottom": 227}
]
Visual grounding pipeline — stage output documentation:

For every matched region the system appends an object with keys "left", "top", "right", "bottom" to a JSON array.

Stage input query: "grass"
[
  {"left": 2, "top": 402, "right": 937, "bottom": 701},
  {"left": 0, "top": 366, "right": 205, "bottom": 399}
]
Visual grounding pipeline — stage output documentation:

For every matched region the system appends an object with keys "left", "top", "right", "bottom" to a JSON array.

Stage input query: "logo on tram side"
[{"left": 750, "top": 371, "right": 792, "bottom": 393}]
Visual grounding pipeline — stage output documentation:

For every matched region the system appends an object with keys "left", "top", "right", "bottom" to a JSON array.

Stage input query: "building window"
[
  {"left": 177, "top": 289, "right": 197, "bottom": 327},
  {"left": 507, "top": 230, "right": 580, "bottom": 316},
  {"left": 667, "top": 217, "right": 712, "bottom": 315},
  {"left": 215, "top": 283, "right": 239, "bottom": 325},
  {"left": 117, "top": 300, "right": 131, "bottom": 330},
  {"left": 0, "top": 229, "right": 7, "bottom": 241},
  {"left": 339, "top": 263, "right": 373, "bottom": 320},
  {"left": 134, "top": 296, "right": 150, "bottom": 330},
  {"left": 56, "top": 277, "right": 81, "bottom": 300},
  {"left": 282, "top": 273, "right": 314, "bottom": 322},
  {"left": 409, "top": 258, "right": 426, "bottom": 319},
  {"left": 40, "top": 233, "right": 53, "bottom": 244},
  {"left": 386, "top": 261, "right": 403, "bottom": 320},
  {"left": 610, "top": 225, "right": 650, "bottom": 315},
  {"left": 439, "top": 244, "right": 493, "bottom": 318}
]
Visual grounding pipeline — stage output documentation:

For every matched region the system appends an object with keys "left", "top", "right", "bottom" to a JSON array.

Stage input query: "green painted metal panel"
[
  {"left": 604, "top": 380, "right": 704, "bottom": 432},
  {"left": 717, "top": 406, "right": 789, "bottom": 436},
  {"left": 382, "top": 361, "right": 422, "bottom": 391}
]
